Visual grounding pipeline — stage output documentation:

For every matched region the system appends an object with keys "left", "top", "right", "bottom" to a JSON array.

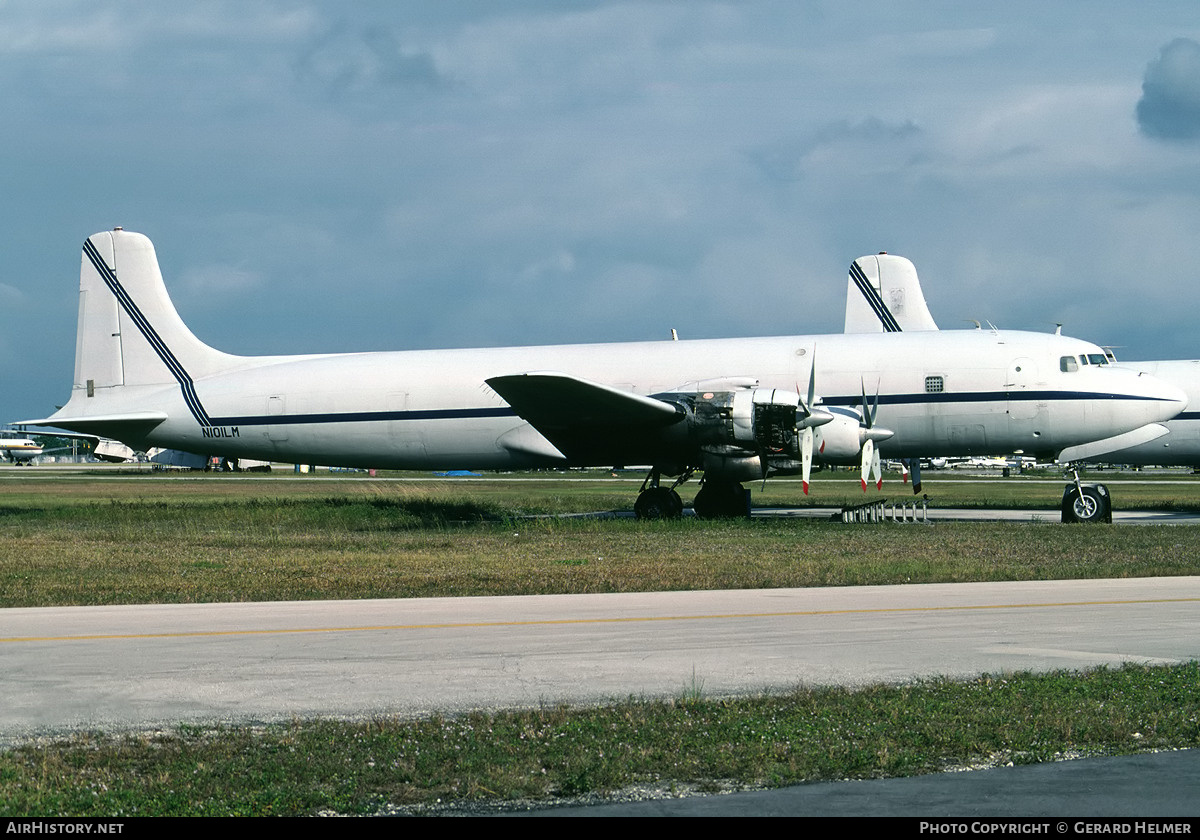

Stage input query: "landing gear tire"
[
  {"left": 635, "top": 487, "right": 683, "bottom": 520},
  {"left": 1061, "top": 483, "right": 1111, "bottom": 523},
  {"left": 693, "top": 480, "right": 750, "bottom": 519}
]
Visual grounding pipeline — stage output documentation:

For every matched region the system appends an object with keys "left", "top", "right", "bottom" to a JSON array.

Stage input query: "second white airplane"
[
  {"left": 844, "top": 251, "right": 1200, "bottom": 471},
  {"left": 21, "top": 229, "right": 1186, "bottom": 517}
]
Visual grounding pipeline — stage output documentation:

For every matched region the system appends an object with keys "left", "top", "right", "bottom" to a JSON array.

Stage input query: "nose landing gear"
[{"left": 1061, "top": 469, "right": 1111, "bottom": 523}]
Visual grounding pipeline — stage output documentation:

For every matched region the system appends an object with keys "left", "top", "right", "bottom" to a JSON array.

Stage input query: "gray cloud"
[
  {"left": 1136, "top": 38, "right": 1200, "bottom": 141},
  {"left": 177, "top": 264, "right": 265, "bottom": 302},
  {"left": 295, "top": 21, "right": 444, "bottom": 98},
  {"left": 0, "top": 283, "right": 25, "bottom": 305},
  {"left": 748, "top": 117, "right": 923, "bottom": 182}
]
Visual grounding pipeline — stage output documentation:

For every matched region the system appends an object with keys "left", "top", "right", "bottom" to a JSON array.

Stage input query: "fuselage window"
[
  {"left": 925, "top": 375, "right": 944, "bottom": 393},
  {"left": 1060, "top": 356, "right": 1079, "bottom": 372}
]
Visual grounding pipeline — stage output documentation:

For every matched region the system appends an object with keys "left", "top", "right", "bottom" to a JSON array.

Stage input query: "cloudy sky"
[{"left": 4, "top": 1, "right": 1200, "bottom": 423}]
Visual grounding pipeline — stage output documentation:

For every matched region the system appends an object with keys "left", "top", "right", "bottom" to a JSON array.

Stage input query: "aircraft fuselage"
[{"left": 80, "top": 330, "right": 1177, "bottom": 470}]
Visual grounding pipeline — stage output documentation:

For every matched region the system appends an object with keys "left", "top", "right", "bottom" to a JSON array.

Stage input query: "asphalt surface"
[
  {"left": 5, "top": 577, "right": 1197, "bottom": 739},
  {"left": 528, "top": 750, "right": 1200, "bottom": 818}
]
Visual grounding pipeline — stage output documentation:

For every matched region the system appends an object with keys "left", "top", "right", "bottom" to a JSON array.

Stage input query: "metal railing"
[{"left": 838, "top": 498, "right": 930, "bottom": 524}]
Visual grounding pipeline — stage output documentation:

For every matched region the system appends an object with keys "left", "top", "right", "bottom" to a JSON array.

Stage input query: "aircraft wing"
[{"left": 486, "top": 372, "right": 684, "bottom": 464}]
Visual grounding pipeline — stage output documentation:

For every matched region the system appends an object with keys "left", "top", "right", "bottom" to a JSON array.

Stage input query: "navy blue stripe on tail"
[
  {"left": 83, "top": 238, "right": 214, "bottom": 427},
  {"left": 849, "top": 260, "right": 902, "bottom": 332}
]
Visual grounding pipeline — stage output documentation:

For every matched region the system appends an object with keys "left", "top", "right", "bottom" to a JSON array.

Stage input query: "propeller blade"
[
  {"left": 801, "top": 427, "right": 813, "bottom": 495},
  {"left": 806, "top": 349, "right": 817, "bottom": 411},
  {"left": 910, "top": 457, "right": 923, "bottom": 494},
  {"left": 859, "top": 378, "right": 880, "bottom": 429},
  {"left": 795, "top": 352, "right": 832, "bottom": 429},
  {"left": 901, "top": 459, "right": 910, "bottom": 484},
  {"left": 860, "top": 438, "right": 874, "bottom": 492},
  {"left": 872, "top": 448, "right": 882, "bottom": 491}
]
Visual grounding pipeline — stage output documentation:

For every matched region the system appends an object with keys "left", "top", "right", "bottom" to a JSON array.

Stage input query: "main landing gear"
[
  {"left": 634, "top": 469, "right": 752, "bottom": 520},
  {"left": 634, "top": 469, "right": 685, "bottom": 520},
  {"left": 692, "top": 478, "right": 751, "bottom": 519}
]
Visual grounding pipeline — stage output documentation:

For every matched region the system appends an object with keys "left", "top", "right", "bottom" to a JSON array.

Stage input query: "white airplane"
[
  {"left": 844, "top": 252, "right": 1200, "bottom": 469},
  {"left": 18, "top": 229, "right": 1186, "bottom": 517},
  {"left": 1082, "top": 359, "right": 1200, "bottom": 466},
  {"left": 0, "top": 434, "right": 43, "bottom": 464}
]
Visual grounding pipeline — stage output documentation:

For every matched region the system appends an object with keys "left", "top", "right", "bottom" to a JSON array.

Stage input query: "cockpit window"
[
  {"left": 1060, "top": 356, "right": 1079, "bottom": 372},
  {"left": 1085, "top": 354, "right": 1108, "bottom": 366}
]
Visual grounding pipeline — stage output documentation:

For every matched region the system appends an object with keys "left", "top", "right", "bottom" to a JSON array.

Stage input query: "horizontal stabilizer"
[
  {"left": 17, "top": 411, "right": 169, "bottom": 445},
  {"left": 1056, "top": 423, "right": 1170, "bottom": 464},
  {"left": 486, "top": 371, "right": 683, "bottom": 464}
]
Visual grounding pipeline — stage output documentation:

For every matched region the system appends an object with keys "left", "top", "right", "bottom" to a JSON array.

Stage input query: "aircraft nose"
[{"left": 1139, "top": 374, "right": 1188, "bottom": 423}]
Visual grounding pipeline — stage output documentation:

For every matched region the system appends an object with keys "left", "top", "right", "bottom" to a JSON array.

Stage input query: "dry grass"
[{"left": 2, "top": 474, "right": 1200, "bottom": 606}]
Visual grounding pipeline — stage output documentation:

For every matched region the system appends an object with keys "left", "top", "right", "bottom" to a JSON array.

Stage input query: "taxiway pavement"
[{"left": 3, "top": 576, "right": 1198, "bottom": 740}]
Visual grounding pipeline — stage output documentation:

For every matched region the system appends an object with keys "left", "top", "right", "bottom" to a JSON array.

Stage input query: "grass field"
[
  {"left": 3, "top": 469, "right": 1200, "bottom": 607},
  {"left": 3, "top": 663, "right": 1196, "bottom": 816},
  {"left": 2, "top": 467, "right": 1198, "bottom": 815}
]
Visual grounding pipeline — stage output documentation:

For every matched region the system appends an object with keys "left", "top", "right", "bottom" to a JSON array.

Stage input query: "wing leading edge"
[{"left": 486, "top": 371, "right": 684, "bottom": 465}]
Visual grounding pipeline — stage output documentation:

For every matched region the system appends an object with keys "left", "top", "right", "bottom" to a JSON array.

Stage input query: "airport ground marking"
[{"left": 4, "top": 595, "right": 1198, "bottom": 644}]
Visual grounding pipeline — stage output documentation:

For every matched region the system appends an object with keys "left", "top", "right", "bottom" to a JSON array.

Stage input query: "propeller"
[
  {"left": 859, "top": 381, "right": 877, "bottom": 491},
  {"left": 796, "top": 353, "right": 836, "bottom": 494},
  {"left": 752, "top": 366, "right": 832, "bottom": 490},
  {"left": 858, "top": 379, "right": 891, "bottom": 492}
]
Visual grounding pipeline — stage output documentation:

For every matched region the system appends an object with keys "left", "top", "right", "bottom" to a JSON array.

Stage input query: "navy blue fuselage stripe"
[
  {"left": 206, "top": 391, "right": 1171, "bottom": 428},
  {"left": 820, "top": 390, "right": 1172, "bottom": 408},
  {"left": 207, "top": 407, "right": 517, "bottom": 426},
  {"left": 849, "top": 261, "right": 902, "bottom": 332},
  {"left": 84, "top": 239, "right": 213, "bottom": 426}
]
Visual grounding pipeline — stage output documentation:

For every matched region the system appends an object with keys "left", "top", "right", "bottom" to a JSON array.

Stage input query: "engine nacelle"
[
  {"left": 653, "top": 387, "right": 828, "bottom": 477},
  {"left": 655, "top": 387, "right": 797, "bottom": 448},
  {"left": 813, "top": 410, "right": 867, "bottom": 464},
  {"left": 700, "top": 449, "right": 764, "bottom": 483},
  {"left": 813, "top": 407, "right": 896, "bottom": 465}
]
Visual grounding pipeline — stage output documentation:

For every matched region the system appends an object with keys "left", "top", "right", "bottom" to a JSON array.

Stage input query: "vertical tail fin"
[
  {"left": 844, "top": 253, "right": 940, "bottom": 333},
  {"left": 23, "top": 229, "right": 241, "bottom": 436},
  {"left": 76, "top": 228, "right": 236, "bottom": 395}
]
